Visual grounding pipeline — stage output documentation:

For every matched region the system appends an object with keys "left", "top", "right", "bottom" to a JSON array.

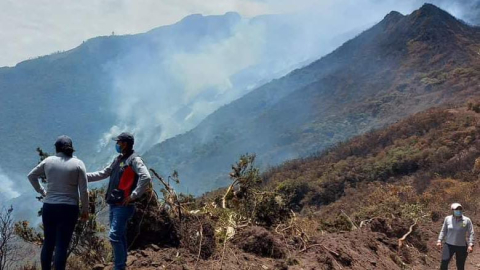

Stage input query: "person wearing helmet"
[
  {"left": 27, "top": 135, "right": 89, "bottom": 270},
  {"left": 437, "top": 203, "right": 475, "bottom": 270},
  {"left": 86, "top": 132, "right": 152, "bottom": 270}
]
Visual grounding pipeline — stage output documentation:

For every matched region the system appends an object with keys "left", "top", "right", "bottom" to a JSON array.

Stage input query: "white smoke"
[
  {"left": 100, "top": 1, "right": 480, "bottom": 155},
  {"left": 102, "top": 12, "right": 364, "bottom": 153},
  {"left": 104, "top": 18, "right": 271, "bottom": 152},
  {"left": 0, "top": 167, "right": 20, "bottom": 203}
]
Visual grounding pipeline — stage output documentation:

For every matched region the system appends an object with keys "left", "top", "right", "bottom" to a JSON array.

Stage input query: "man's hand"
[
  {"left": 436, "top": 241, "right": 442, "bottom": 250},
  {"left": 122, "top": 195, "right": 132, "bottom": 206},
  {"left": 80, "top": 211, "right": 89, "bottom": 222},
  {"left": 468, "top": 245, "right": 474, "bottom": 253}
]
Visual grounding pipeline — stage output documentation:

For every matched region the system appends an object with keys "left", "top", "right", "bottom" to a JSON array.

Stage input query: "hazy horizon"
[{"left": 1, "top": 0, "right": 480, "bottom": 67}]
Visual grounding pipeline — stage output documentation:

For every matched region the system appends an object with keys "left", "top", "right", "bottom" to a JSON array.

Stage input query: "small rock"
[
  {"left": 152, "top": 262, "right": 161, "bottom": 267},
  {"left": 92, "top": 264, "right": 104, "bottom": 270},
  {"left": 262, "top": 265, "right": 269, "bottom": 270},
  {"left": 140, "top": 250, "right": 149, "bottom": 257},
  {"left": 151, "top": 244, "right": 160, "bottom": 251}
]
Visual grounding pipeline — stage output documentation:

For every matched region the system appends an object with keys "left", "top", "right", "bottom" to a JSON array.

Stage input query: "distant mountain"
[
  {"left": 0, "top": 11, "right": 338, "bottom": 186},
  {"left": 143, "top": 4, "right": 480, "bottom": 194},
  {"left": 0, "top": 12, "right": 240, "bottom": 177}
]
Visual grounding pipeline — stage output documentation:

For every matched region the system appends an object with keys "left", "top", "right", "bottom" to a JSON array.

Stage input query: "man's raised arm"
[{"left": 87, "top": 160, "right": 114, "bottom": 182}]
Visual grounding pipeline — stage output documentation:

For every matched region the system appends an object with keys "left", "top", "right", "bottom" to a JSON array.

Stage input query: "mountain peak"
[
  {"left": 419, "top": 3, "right": 446, "bottom": 13},
  {"left": 384, "top": 11, "right": 403, "bottom": 20},
  {"left": 381, "top": 10, "right": 404, "bottom": 26},
  {"left": 179, "top": 12, "right": 241, "bottom": 24},
  {"left": 413, "top": 3, "right": 459, "bottom": 23}
]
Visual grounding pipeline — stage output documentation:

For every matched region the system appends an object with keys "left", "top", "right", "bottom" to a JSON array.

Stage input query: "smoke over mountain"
[{"left": 100, "top": 0, "right": 480, "bottom": 155}]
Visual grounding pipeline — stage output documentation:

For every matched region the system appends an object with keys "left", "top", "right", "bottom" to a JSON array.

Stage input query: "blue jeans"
[{"left": 109, "top": 205, "right": 135, "bottom": 270}]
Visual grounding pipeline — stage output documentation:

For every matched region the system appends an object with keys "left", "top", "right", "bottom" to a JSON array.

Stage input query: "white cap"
[{"left": 451, "top": 203, "right": 463, "bottom": 210}]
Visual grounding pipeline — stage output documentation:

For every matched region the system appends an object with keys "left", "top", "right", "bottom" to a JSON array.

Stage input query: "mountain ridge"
[{"left": 143, "top": 4, "right": 480, "bottom": 194}]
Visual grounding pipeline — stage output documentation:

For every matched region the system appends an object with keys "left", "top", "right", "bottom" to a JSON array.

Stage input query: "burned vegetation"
[{"left": 13, "top": 105, "right": 480, "bottom": 270}]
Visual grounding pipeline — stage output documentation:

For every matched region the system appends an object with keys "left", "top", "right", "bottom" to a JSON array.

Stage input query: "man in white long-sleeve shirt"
[
  {"left": 27, "top": 135, "right": 89, "bottom": 270},
  {"left": 437, "top": 203, "right": 475, "bottom": 270},
  {"left": 87, "top": 132, "right": 152, "bottom": 270}
]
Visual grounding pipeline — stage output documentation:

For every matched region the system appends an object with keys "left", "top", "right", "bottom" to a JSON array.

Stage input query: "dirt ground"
[{"left": 92, "top": 215, "right": 480, "bottom": 270}]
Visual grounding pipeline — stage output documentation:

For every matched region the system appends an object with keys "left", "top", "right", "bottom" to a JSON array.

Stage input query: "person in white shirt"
[
  {"left": 437, "top": 203, "right": 475, "bottom": 270},
  {"left": 27, "top": 135, "right": 89, "bottom": 270}
]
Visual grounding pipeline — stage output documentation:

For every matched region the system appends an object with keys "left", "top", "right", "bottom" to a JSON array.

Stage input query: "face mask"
[
  {"left": 454, "top": 210, "right": 462, "bottom": 217},
  {"left": 115, "top": 144, "right": 122, "bottom": 153}
]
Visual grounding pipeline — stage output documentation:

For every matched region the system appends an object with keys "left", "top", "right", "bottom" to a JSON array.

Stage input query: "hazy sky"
[
  {"left": 0, "top": 0, "right": 271, "bottom": 67},
  {"left": 1, "top": 0, "right": 479, "bottom": 67}
]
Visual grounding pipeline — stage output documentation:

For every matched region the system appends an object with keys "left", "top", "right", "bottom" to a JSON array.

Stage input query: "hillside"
[
  {"left": 143, "top": 4, "right": 480, "bottom": 195},
  {"left": 88, "top": 104, "right": 480, "bottom": 270}
]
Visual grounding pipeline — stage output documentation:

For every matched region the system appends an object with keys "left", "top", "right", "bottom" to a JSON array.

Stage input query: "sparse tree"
[
  {"left": 222, "top": 154, "right": 261, "bottom": 210},
  {"left": 0, "top": 206, "right": 18, "bottom": 270}
]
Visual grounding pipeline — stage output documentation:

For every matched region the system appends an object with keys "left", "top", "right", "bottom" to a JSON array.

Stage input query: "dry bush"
[
  {"left": 127, "top": 188, "right": 180, "bottom": 250},
  {"left": 220, "top": 154, "right": 291, "bottom": 227},
  {"left": 316, "top": 181, "right": 429, "bottom": 233},
  {"left": 420, "top": 178, "right": 480, "bottom": 215},
  {"left": 178, "top": 214, "right": 216, "bottom": 259}
]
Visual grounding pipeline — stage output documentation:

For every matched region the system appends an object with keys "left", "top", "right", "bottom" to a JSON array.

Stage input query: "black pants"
[
  {"left": 440, "top": 244, "right": 468, "bottom": 270},
  {"left": 41, "top": 203, "right": 79, "bottom": 270}
]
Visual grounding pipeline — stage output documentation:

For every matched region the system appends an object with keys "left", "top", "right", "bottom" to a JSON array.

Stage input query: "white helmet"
[{"left": 451, "top": 203, "right": 463, "bottom": 210}]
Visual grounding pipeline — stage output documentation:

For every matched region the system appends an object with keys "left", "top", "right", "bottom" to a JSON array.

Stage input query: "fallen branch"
[
  {"left": 150, "top": 169, "right": 182, "bottom": 220},
  {"left": 128, "top": 188, "right": 156, "bottom": 250},
  {"left": 222, "top": 179, "right": 239, "bottom": 209},
  {"left": 341, "top": 210, "right": 358, "bottom": 230},
  {"left": 359, "top": 218, "right": 375, "bottom": 228},
  {"left": 219, "top": 227, "right": 229, "bottom": 270},
  {"left": 398, "top": 220, "right": 418, "bottom": 248},
  {"left": 398, "top": 214, "right": 428, "bottom": 248},
  {"left": 321, "top": 244, "right": 340, "bottom": 257},
  {"left": 194, "top": 223, "right": 204, "bottom": 270}
]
